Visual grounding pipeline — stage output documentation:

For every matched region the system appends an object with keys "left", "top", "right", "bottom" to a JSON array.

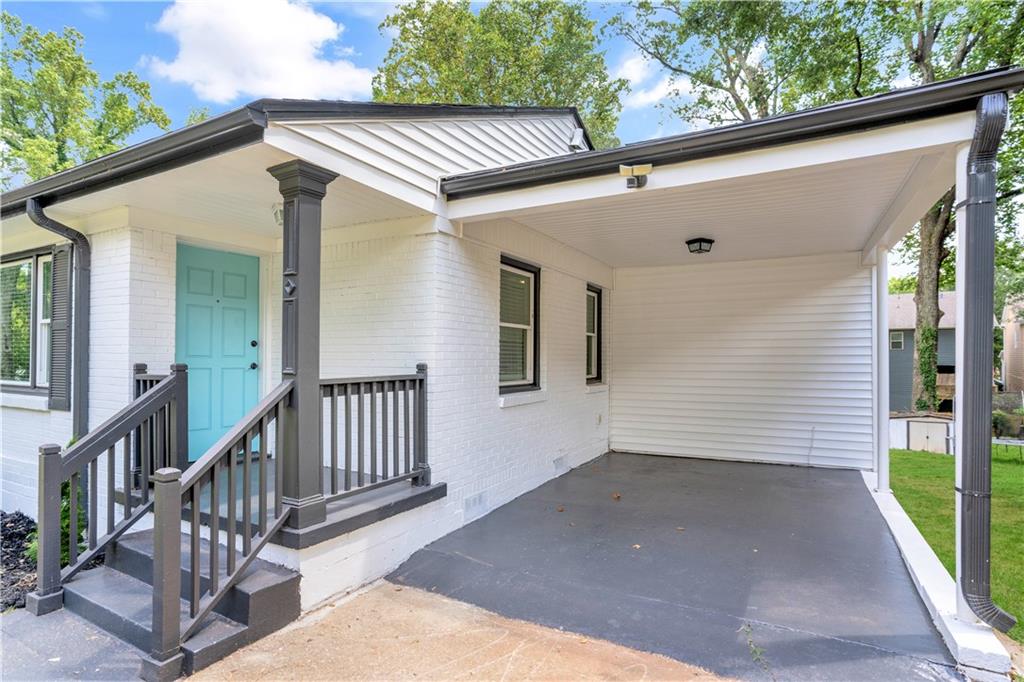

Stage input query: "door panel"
[{"left": 176, "top": 244, "right": 259, "bottom": 460}]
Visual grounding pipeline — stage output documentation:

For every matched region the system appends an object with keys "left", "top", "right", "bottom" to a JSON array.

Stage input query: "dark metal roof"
[
  {"left": 0, "top": 100, "right": 589, "bottom": 219},
  {"left": 441, "top": 67, "right": 1024, "bottom": 200}
]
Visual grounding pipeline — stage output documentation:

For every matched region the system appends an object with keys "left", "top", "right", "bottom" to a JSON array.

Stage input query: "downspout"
[
  {"left": 25, "top": 198, "right": 90, "bottom": 439},
  {"left": 957, "top": 92, "right": 1015, "bottom": 633}
]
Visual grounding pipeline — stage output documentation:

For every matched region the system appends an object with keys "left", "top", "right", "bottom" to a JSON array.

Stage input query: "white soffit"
[
  {"left": 2, "top": 142, "right": 426, "bottom": 245},
  {"left": 450, "top": 113, "right": 975, "bottom": 267}
]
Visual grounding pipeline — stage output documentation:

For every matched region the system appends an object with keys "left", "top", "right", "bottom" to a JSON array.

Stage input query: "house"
[
  {"left": 1002, "top": 298, "right": 1024, "bottom": 392},
  {"left": 2, "top": 68, "right": 1022, "bottom": 680},
  {"left": 888, "top": 291, "right": 957, "bottom": 412}
]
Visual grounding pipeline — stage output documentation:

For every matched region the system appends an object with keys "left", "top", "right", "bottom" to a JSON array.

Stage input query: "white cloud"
[
  {"left": 612, "top": 51, "right": 691, "bottom": 111},
  {"left": 613, "top": 54, "right": 653, "bottom": 86},
  {"left": 146, "top": 0, "right": 374, "bottom": 103},
  {"left": 624, "top": 75, "right": 684, "bottom": 110}
]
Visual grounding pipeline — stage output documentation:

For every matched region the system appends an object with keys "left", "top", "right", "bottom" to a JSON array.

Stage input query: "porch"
[{"left": 391, "top": 452, "right": 959, "bottom": 681}]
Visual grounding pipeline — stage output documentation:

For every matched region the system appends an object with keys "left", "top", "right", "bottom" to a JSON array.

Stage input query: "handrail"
[
  {"left": 27, "top": 364, "right": 188, "bottom": 616},
  {"left": 181, "top": 379, "right": 294, "bottom": 491}
]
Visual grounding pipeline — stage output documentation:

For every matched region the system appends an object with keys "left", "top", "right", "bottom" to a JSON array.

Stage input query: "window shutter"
[{"left": 48, "top": 244, "right": 72, "bottom": 410}]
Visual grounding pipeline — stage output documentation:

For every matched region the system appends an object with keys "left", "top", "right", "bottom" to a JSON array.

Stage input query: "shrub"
[{"left": 992, "top": 410, "right": 1012, "bottom": 437}]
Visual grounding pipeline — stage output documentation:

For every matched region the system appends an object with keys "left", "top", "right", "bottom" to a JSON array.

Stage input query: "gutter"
[
  {"left": 441, "top": 66, "right": 1024, "bottom": 199},
  {"left": 26, "top": 199, "right": 90, "bottom": 439},
  {"left": 957, "top": 91, "right": 1016, "bottom": 633}
]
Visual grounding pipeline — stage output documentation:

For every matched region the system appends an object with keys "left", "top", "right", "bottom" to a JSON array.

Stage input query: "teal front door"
[{"left": 176, "top": 244, "right": 260, "bottom": 460}]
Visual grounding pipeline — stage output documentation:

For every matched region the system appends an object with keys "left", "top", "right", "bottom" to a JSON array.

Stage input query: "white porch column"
[
  {"left": 953, "top": 141, "right": 971, "bottom": 621},
  {"left": 874, "top": 247, "right": 890, "bottom": 492}
]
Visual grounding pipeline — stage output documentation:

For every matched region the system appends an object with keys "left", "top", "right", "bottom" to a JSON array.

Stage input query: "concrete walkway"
[
  {"left": 196, "top": 583, "right": 719, "bottom": 680},
  {"left": 391, "top": 453, "right": 962, "bottom": 681}
]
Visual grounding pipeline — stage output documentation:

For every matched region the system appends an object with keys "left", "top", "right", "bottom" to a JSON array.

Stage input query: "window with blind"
[
  {"left": 586, "top": 285, "right": 601, "bottom": 382},
  {"left": 499, "top": 256, "right": 539, "bottom": 392}
]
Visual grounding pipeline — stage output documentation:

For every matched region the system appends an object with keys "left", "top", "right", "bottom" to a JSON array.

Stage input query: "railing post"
[
  {"left": 414, "top": 363, "right": 431, "bottom": 486},
  {"left": 268, "top": 160, "right": 338, "bottom": 529},
  {"left": 169, "top": 364, "right": 189, "bottom": 471},
  {"left": 132, "top": 363, "right": 148, "bottom": 488},
  {"left": 26, "top": 444, "right": 64, "bottom": 615},
  {"left": 141, "top": 467, "right": 183, "bottom": 682}
]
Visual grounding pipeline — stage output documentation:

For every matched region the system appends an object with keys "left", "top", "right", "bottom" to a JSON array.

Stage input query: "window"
[
  {"left": 586, "top": 285, "right": 602, "bottom": 382},
  {"left": 499, "top": 256, "right": 539, "bottom": 392},
  {"left": 889, "top": 331, "right": 904, "bottom": 351},
  {"left": 2, "top": 251, "right": 54, "bottom": 389}
]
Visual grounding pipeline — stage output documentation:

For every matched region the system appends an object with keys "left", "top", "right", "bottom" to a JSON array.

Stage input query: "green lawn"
[{"left": 890, "top": 445, "right": 1024, "bottom": 643}]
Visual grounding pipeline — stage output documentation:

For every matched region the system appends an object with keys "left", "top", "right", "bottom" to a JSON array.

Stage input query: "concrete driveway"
[{"left": 390, "top": 453, "right": 960, "bottom": 681}]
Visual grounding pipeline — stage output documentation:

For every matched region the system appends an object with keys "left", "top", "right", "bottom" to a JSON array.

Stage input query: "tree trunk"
[{"left": 912, "top": 188, "right": 954, "bottom": 411}]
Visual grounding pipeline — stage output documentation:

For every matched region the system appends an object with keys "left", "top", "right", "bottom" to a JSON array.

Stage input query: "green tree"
[
  {"left": 373, "top": 0, "right": 626, "bottom": 148},
  {"left": 875, "top": 0, "right": 1024, "bottom": 410},
  {"left": 1, "top": 11, "right": 170, "bottom": 187}
]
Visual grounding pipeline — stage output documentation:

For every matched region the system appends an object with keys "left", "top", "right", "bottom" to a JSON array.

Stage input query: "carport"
[{"left": 391, "top": 453, "right": 958, "bottom": 680}]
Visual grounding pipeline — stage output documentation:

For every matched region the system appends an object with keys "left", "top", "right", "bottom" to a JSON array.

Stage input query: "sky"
[{"left": 5, "top": 0, "right": 684, "bottom": 145}]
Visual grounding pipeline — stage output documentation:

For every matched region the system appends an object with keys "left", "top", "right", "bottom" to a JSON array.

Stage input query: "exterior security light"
[
  {"left": 619, "top": 163, "right": 653, "bottom": 189},
  {"left": 685, "top": 237, "right": 714, "bottom": 254}
]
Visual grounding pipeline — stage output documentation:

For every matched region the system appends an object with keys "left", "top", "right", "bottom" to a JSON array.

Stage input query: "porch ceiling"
[
  {"left": 2, "top": 142, "right": 427, "bottom": 247},
  {"left": 450, "top": 113, "right": 975, "bottom": 268}
]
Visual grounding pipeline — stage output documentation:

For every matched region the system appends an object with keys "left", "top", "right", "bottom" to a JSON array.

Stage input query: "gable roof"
[
  {"left": 0, "top": 100, "right": 588, "bottom": 219},
  {"left": 440, "top": 67, "right": 1024, "bottom": 199},
  {"left": 889, "top": 292, "right": 957, "bottom": 330}
]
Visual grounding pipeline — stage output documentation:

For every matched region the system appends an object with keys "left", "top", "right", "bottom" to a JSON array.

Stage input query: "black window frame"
[
  {"left": 1, "top": 245, "right": 55, "bottom": 395},
  {"left": 586, "top": 284, "right": 603, "bottom": 384},
  {"left": 499, "top": 254, "right": 541, "bottom": 395}
]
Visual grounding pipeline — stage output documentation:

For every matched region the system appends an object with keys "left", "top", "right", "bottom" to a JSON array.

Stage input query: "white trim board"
[{"left": 861, "top": 471, "right": 1011, "bottom": 681}]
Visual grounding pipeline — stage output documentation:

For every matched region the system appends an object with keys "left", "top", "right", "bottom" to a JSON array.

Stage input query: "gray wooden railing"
[
  {"left": 319, "top": 363, "right": 430, "bottom": 499},
  {"left": 148, "top": 380, "right": 294, "bottom": 663},
  {"left": 32, "top": 364, "right": 188, "bottom": 610}
]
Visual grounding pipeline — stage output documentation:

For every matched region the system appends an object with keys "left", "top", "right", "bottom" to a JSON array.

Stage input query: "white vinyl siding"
[{"left": 610, "top": 252, "right": 874, "bottom": 470}]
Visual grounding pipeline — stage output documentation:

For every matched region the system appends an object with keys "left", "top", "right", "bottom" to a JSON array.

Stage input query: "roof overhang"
[{"left": 441, "top": 67, "right": 1024, "bottom": 200}]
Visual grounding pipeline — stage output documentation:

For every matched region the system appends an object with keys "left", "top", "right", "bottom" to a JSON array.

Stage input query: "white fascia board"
[
  {"left": 860, "top": 149, "right": 956, "bottom": 265},
  {"left": 263, "top": 124, "right": 438, "bottom": 214},
  {"left": 446, "top": 112, "right": 977, "bottom": 223}
]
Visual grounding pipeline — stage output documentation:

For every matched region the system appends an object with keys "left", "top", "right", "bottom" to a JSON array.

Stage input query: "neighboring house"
[
  {"left": 888, "top": 292, "right": 957, "bottom": 412},
  {"left": 1002, "top": 299, "right": 1024, "bottom": 392},
  {"left": 2, "top": 69, "right": 1021, "bottom": 680}
]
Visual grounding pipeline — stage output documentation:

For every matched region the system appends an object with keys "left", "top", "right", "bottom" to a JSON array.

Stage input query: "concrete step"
[
  {"left": 107, "top": 529, "right": 299, "bottom": 634},
  {"left": 63, "top": 566, "right": 248, "bottom": 675}
]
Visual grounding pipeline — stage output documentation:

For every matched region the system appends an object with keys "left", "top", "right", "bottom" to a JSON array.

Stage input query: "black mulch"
[{"left": 1, "top": 511, "right": 37, "bottom": 611}]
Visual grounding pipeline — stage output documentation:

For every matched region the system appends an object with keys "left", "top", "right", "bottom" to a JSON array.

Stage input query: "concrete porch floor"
[{"left": 390, "top": 453, "right": 961, "bottom": 681}]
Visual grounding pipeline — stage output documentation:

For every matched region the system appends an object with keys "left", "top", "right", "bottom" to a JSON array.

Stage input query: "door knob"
[
  {"left": 250, "top": 362, "right": 258, "bottom": 370},
  {"left": 251, "top": 339, "right": 258, "bottom": 347}
]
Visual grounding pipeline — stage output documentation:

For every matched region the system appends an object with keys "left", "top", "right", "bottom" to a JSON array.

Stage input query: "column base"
[
  {"left": 25, "top": 589, "right": 63, "bottom": 615},
  {"left": 139, "top": 652, "right": 184, "bottom": 682},
  {"left": 282, "top": 494, "right": 327, "bottom": 529}
]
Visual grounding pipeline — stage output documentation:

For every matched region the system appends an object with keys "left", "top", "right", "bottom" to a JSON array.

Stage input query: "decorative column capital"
[{"left": 267, "top": 160, "right": 339, "bottom": 200}]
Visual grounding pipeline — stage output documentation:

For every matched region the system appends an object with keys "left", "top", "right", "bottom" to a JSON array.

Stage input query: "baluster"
[
  {"left": 209, "top": 462, "right": 220, "bottom": 594},
  {"left": 274, "top": 403, "right": 284, "bottom": 518},
  {"left": 107, "top": 446, "right": 116, "bottom": 534},
  {"left": 344, "top": 384, "right": 352, "bottom": 491},
  {"left": 155, "top": 407, "right": 165, "bottom": 473},
  {"left": 330, "top": 386, "right": 338, "bottom": 495},
  {"left": 242, "top": 433, "right": 252, "bottom": 555},
  {"left": 370, "top": 382, "right": 377, "bottom": 483},
  {"left": 141, "top": 417, "right": 151, "bottom": 504},
  {"left": 393, "top": 381, "right": 400, "bottom": 476},
  {"left": 404, "top": 380, "right": 411, "bottom": 474},
  {"left": 357, "top": 383, "right": 364, "bottom": 488},
  {"left": 69, "top": 472, "right": 79, "bottom": 565},
  {"left": 190, "top": 483, "right": 200, "bottom": 617},
  {"left": 259, "top": 417, "right": 268, "bottom": 536},
  {"left": 227, "top": 444, "right": 237, "bottom": 575},
  {"left": 123, "top": 435, "right": 132, "bottom": 517},
  {"left": 88, "top": 459, "right": 98, "bottom": 550},
  {"left": 381, "top": 381, "right": 389, "bottom": 480}
]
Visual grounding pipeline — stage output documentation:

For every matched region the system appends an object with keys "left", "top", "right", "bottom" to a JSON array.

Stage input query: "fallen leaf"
[
  {"left": 612, "top": 492, "right": 622, "bottom": 501},
  {"left": 556, "top": 505, "right": 565, "bottom": 512},
  {"left": 394, "top": 586, "right": 403, "bottom": 591},
  {"left": 569, "top": 522, "right": 576, "bottom": 527},
  {"left": 753, "top": 548, "right": 758, "bottom": 552},
  {"left": 632, "top": 544, "right": 642, "bottom": 549},
  {"left": 676, "top": 527, "right": 686, "bottom": 532}
]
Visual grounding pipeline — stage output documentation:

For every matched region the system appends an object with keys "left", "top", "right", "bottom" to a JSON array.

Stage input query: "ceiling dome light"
[{"left": 685, "top": 237, "right": 714, "bottom": 254}]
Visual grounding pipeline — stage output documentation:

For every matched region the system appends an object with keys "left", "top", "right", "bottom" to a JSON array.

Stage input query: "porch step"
[
  {"left": 63, "top": 566, "right": 248, "bottom": 674},
  {"left": 107, "top": 529, "right": 299, "bottom": 634}
]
